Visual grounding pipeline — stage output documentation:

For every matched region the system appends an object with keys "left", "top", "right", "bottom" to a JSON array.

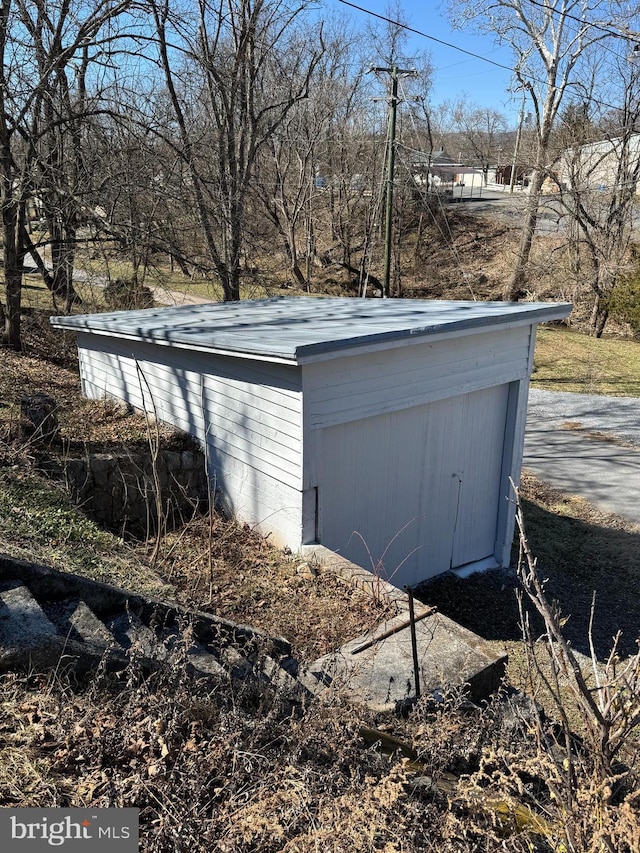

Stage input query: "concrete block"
[
  {"left": 68, "top": 601, "right": 120, "bottom": 651},
  {"left": 0, "top": 583, "right": 59, "bottom": 668},
  {"left": 107, "top": 611, "right": 167, "bottom": 660},
  {"left": 303, "top": 611, "right": 507, "bottom": 711}
]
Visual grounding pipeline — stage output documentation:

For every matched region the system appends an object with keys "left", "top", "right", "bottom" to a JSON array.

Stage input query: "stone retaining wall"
[{"left": 64, "top": 449, "right": 208, "bottom": 536}]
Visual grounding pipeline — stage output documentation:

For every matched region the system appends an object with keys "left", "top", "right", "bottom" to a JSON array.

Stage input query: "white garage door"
[{"left": 319, "top": 384, "right": 510, "bottom": 588}]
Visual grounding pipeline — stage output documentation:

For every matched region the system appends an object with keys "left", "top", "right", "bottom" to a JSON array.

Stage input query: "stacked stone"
[{"left": 64, "top": 449, "right": 208, "bottom": 536}]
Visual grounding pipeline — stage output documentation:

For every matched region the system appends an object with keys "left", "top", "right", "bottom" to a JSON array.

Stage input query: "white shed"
[{"left": 52, "top": 297, "right": 571, "bottom": 589}]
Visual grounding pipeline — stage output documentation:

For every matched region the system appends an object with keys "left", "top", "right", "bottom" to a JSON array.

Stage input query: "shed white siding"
[
  {"left": 77, "top": 333, "right": 207, "bottom": 440},
  {"left": 302, "top": 325, "right": 531, "bottom": 428},
  {"left": 202, "top": 361, "right": 303, "bottom": 547},
  {"left": 298, "top": 325, "right": 532, "bottom": 585},
  {"left": 318, "top": 385, "right": 511, "bottom": 586},
  {"left": 76, "top": 331, "right": 304, "bottom": 547},
  {"left": 53, "top": 297, "right": 572, "bottom": 589}
]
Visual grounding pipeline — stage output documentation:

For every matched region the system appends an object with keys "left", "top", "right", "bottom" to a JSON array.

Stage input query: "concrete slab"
[
  {"left": 184, "top": 641, "right": 227, "bottom": 678},
  {"left": 0, "top": 583, "right": 59, "bottom": 668},
  {"left": 68, "top": 601, "right": 120, "bottom": 651},
  {"left": 107, "top": 611, "right": 167, "bottom": 660},
  {"left": 303, "top": 610, "right": 507, "bottom": 711}
]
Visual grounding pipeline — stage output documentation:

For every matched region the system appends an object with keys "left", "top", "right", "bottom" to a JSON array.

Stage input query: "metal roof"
[{"left": 51, "top": 297, "right": 572, "bottom": 363}]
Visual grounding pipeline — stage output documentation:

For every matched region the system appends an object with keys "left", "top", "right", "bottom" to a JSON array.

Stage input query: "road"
[
  {"left": 71, "top": 267, "right": 216, "bottom": 307},
  {"left": 458, "top": 185, "right": 640, "bottom": 236},
  {"left": 523, "top": 389, "right": 640, "bottom": 524},
  {"left": 452, "top": 185, "right": 568, "bottom": 235}
]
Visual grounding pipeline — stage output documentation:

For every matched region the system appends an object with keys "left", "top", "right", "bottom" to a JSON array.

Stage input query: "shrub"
[
  {"left": 104, "top": 278, "right": 154, "bottom": 311},
  {"left": 607, "top": 274, "right": 640, "bottom": 337}
]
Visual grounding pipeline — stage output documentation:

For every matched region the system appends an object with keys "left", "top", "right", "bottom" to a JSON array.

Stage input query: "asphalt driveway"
[{"left": 524, "top": 389, "right": 640, "bottom": 524}]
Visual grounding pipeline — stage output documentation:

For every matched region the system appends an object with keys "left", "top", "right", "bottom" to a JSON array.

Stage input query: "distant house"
[
  {"left": 412, "top": 150, "right": 484, "bottom": 196},
  {"left": 493, "top": 165, "right": 531, "bottom": 189},
  {"left": 559, "top": 133, "right": 640, "bottom": 193},
  {"left": 52, "top": 297, "right": 571, "bottom": 589}
]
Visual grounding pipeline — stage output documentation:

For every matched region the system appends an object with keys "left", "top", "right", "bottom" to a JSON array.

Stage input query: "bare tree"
[
  {"left": 0, "top": 0, "right": 136, "bottom": 349},
  {"left": 319, "top": 61, "right": 383, "bottom": 288},
  {"left": 557, "top": 63, "right": 640, "bottom": 336},
  {"left": 251, "top": 22, "right": 377, "bottom": 291},
  {"left": 450, "top": 0, "right": 629, "bottom": 301},
  {"left": 150, "top": 0, "right": 324, "bottom": 302},
  {"left": 452, "top": 100, "right": 508, "bottom": 184}
]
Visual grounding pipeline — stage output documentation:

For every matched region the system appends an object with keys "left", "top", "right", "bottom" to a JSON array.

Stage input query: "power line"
[
  {"left": 336, "top": 0, "right": 633, "bottom": 115},
  {"left": 337, "top": 0, "right": 515, "bottom": 73},
  {"left": 525, "top": 0, "right": 637, "bottom": 42}
]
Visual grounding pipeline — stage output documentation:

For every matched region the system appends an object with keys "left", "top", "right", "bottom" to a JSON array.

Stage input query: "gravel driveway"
[
  {"left": 419, "top": 388, "right": 640, "bottom": 661},
  {"left": 527, "top": 389, "right": 640, "bottom": 447},
  {"left": 524, "top": 389, "right": 640, "bottom": 524}
]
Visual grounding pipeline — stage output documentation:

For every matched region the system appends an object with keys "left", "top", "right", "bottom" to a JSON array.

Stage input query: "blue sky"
[{"left": 324, "top": 0, "right": 522, "bottom": 125}]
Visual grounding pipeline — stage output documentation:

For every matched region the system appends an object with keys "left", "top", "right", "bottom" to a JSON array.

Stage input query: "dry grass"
[
  {"left": 533, "top": 326, "right": 640, "bottom": 395},
  {"left": 1, "top": 661, "right": 637, "bottom": 852},
  {"left": 0, "top": 329, "right": 386, "bottom": 662},
  {"left": 1, "top": 318, "right": 640, "bottom": 849},
  {"left": 156, "top": 515, "right": 388, "bottom": 662},
  {"left": 0, "top": 667, "right": 591, "bottom": 852}
]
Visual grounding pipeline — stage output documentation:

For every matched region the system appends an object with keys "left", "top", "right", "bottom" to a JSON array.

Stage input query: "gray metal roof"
[{"left": 51, "top": 297, "right": 572, "bottom": 363}]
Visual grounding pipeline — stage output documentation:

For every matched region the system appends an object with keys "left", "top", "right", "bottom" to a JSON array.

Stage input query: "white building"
[
  {"left": 52, "top": 297, "right": 570, "bottom": 589},
  {"left": 560, "top": 133, "right": 640, "bottom": 193}
]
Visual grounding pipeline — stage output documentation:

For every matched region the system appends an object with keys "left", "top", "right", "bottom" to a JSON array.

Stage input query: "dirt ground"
[
  {"left": 1, "top": 312, "right": 639, "bottom": 852},
  {"left": 4, "top": 312, "right": 640, "bottom": 669}
]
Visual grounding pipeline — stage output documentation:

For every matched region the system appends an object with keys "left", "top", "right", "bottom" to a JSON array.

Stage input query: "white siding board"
[
  {"left": 77, "top": 335, "right": 207, "bottom": 435},
  {"left": 304, "top": 327, "right": 532, "bottom": 428},
  {"left": 201, "top": 357, "right": 303, "bottom": 492},
  {"left": 79, "top": 349, "right": 206, "bottom": 439},
  {"left": 319, "top": 385, "right": 511, "bottom": 587},
  {"left": 306, "top": 325, "right": 529, "bottom": 393},
  {"left": 79, "top": 332, "right": 305, "bottom": 536},
  {"left": 206, "top": 402, "right": 301, "bottom": 461},
  {"left": 210, "top": 449, "right": 302, "bottom": 546},
  {"left": 77, "top": 333, "right": 304, "bottom": 451},
  {"left": 307, "top": 365, "right": 526, "bottom": 429},
  {"left": 205, "top": 385, "right": 300, "bottom": 434},
  {"left": 203, "top": 355, "right": 301, "bottom": 395},
  {"left": 202, "top": 366, "right": 303, "bottom": 506},
  {"left": 204, "top": 421, "right": 301, "bottom": 489},
  {"left": 210, "top": 377, "right": 300, "bottom": 415}
]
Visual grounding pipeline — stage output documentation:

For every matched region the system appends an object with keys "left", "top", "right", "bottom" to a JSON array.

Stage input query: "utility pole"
[
  {"left": 371, "top": 65, "right": 416, "bottom": 298},
  {"left": 509, "top": 108, "right": 524, "bottom": 194},
  {"left": 509, "top": 96, "right": 530, "bottom": 195}
]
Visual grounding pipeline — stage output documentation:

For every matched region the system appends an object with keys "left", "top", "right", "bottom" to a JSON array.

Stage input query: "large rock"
[{"left": 20, "top": 393, "right": 60, "bottom": 443}]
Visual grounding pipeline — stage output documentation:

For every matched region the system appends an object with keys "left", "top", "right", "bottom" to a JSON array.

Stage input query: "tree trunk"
[
  {"left": 4, "top": 267, "right": 22, "bottom": 350},
  {"left": 23, "top": 229, "right": 81, "bottom": 311},
  {"left": 503, "top": 168, "right": 544, "bottom": 301},
  {"left": 225, "top": 271, "right": 241, "bottom": 302},
  {"left": 2, "top": 163, "right": 22, "bottom": 349},
  {"left": 590, "top": 293, "right": 609, "bottom": 338}
]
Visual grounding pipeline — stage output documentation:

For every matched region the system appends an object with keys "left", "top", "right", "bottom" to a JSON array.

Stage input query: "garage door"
[{"left": 319, "top": 384, "right": 510, "bottom": 588}]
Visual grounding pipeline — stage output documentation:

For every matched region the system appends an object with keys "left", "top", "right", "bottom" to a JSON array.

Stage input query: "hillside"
[{"left": 0, "top": 313, "right": 639, "bottom": 851}]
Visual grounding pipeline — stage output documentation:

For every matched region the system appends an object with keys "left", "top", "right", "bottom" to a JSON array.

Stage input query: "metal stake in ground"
[{"left": 404, "top": 584, "right": 421, "bottom": 699}]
